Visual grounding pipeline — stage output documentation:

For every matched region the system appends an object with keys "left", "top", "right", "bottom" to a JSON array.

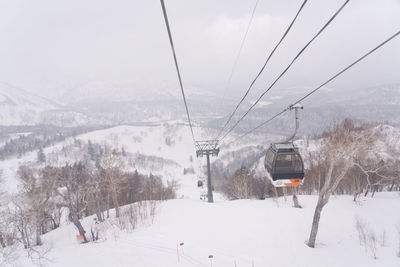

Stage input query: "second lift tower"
[{"left": 195, "top": 140, "right": 219, "bottom": 203}]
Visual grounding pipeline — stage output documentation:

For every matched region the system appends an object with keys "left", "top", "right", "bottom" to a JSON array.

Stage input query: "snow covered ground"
[{"left": 10, "top": 193, "right": 400, "bottom": 267}]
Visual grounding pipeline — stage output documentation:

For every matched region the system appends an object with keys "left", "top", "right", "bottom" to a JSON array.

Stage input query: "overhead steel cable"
[
  {"left": 222, "top": 0, "right": 260, "bottom": 96},
  {"left": 219, "top": 0, "right": 350, "bottom": 143},
  {"left": 160, "top": 0, "right": 196, "bottom": 146},
  {"left": 290, "top": 30, "right": 400, "bottom": 108},
  {"left": 221, "top": 30, "right": 400, "bottom": 148},
  {"left": 215, "top": 0, "right": 308, "bottom": 140}
]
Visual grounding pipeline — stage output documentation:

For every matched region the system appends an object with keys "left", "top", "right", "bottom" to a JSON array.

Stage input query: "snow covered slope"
[
  {"left": 0, "top": 83, "right": 59, "bottom": 125},
  {"left": 0, "top": 82, "right": 93, "bottom": 126},
  {"left": 75, "top": 124, "right": 206, "bottom": 198},
  {"left": 12, "top": 194, "right": 400, "bottom": 267},
  {"left": 0, "top": 123, "right": 213, "bottom": 198}
]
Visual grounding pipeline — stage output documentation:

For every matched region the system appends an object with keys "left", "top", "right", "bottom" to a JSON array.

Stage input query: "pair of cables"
[{"left": 160, "top": 0, "right": 398, "bottom": 149}]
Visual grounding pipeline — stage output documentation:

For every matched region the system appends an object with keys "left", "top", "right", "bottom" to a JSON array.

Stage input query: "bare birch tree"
[
  {"left": 0, "top": 172, "right": 7, "bottom": 249},
  {"left": 307, "top": 119, "right": 377, "bottom": 248},
  {"left": 224, "top": 166, "right": 253, "bottom": 200},
  {"left": 56, "top": 162, "right": 91, "bottom": 243},
  {"left": 100, "top": 152, "right": 125, "bottom": 218}
]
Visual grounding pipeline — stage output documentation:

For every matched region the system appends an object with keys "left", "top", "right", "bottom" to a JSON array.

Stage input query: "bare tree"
[
  {"left": 224, "top": 166, "right": 253, "bottom": 200},
  {"left": 251, "top": 176, "right": 273, "bottom": 200},
  {"left": 18, "top": 166, "right": 58, "bottom": 246},
  {"left": 353, "top": 159, "right": 399, "bottom": 198},
  {"left": 56, "top": 162, "right": 91, "bottom": 243},
  {"left": 100, "top": 152, "right": 125, "bottom": 218},
  {"left": 9, "top": 196, "right": 33, "bottom": 248},
  {"left": 307, "top": 119, "right": 377, "bottom": 248},
  {"left": 0, "top": 172, "right": 7, "bottom": 249}
]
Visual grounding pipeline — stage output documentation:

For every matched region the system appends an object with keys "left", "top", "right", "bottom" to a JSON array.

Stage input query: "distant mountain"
[
  {"left": 55, "top": 80, "right": 237, "bottom": 125},
  {"left": 209, "top": 83, "right": 400, "bottom": 136},
  {"left": 0, "top": 82, "right": 94, "bottom": 126},
  {"left": 0, "top": 82, "right": 60, "bottom": 125},
  {"left": 1, "top": 81, "right": 399, "bottom": 133},
  {"left": 59, "top": 80, "right": 225, "bottom": 105}
]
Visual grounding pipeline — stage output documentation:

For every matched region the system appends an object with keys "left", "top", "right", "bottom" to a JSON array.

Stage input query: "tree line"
[
  {"left": 0, "top": 153, "right": 177, "bottom": 252},
  {"left": 0, "top": 125, "right": 102, "bottom": 160}
]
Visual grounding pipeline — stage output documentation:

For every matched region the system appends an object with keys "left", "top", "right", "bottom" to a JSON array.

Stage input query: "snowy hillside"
[
  {"left": 9, "top": 194, "right": 400, "bottom": 267},
  {"left": 0, "top": 122, "right": 286, "bottom": 196},
  {"left": 2, "top": 123, "right": 399, "bottom": 196},
  {"left": 0, "top": 123, "right": 213, "bottom": 196},
  {"left": 0, "top": 83, "right": 59, "bottom": 125},
  {"left": 1, "top": 123, "right": 400, "bottom": 267},
  {"left": 0, "top": 82, "right": 94, "bottom": 126}
]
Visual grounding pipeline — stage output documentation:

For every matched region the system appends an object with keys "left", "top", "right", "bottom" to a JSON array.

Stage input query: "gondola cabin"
[{"left": 264, "top": 143, "right": 304, "bottom": 187}]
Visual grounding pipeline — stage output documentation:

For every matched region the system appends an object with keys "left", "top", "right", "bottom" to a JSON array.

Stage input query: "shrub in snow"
[
  {"left": 367, "top": 229, "right": 378, "bottom": 259},
  {"left": 379, "top": 230, "right": 387, "bottom": 247},
  {"left": 354, "top": 215, "right": 382, "bottom": 259},
  {"left": 117, "top": 201, "right": 158, "bottom": 232},
  {"left": 355, "top": 215, "right": 368, "bottom": 250}
]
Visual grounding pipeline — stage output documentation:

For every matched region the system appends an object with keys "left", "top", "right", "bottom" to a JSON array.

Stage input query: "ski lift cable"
[
  {"left": 218, "top": 0, "right": 350, "bottom": 143},
  {"left": 221, "top": 0, "right": 261, "bottom": 98},
  {"left": 220, "top": 30, "right": 400, "bottom": 148},
  {"left": 215, "top": 0, "right": 308, "bottom": 141},
  {"left": 160, "top": 0, "right": 196, "bottom": 147}
]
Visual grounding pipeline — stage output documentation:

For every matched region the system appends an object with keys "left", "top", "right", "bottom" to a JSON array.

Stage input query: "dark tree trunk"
[
  {"left": 24, "top": 224, "right": 31, "bottom": 248},
  {"left": 36, "top": 226, "right": 42, "bottom": 246},
  {"left": 364, "top": 187, "right": 369, "bottom": 197},
  {"left": 20, "top": 226, "right": 29, "bottom": 249},
  {"left": 371, "top": 187, "right": 376, "bottom": 197},
  {"left": 389, "top": 182, "right": 394, "bottom": 192},
  {"left": 112, "top": 193, "right": 120, "bottom": 218},
  {"left": 106, "top": 196, "right": 110, "bottom": 218},
  {"left": 96, "top": 211, "right": 104, "bottom": 222},
  {"left": 292, "top": 193, "right": 302, "bottom": 208},
  {"left": 307, "top": 197, "right": 326, "bottom": 248},
  {"left": 95, "top": 196, "right": 104, "bottom": 222},
  {"left": 50, "top": 216, "right": 58, "bottom": 230},
  {"left": 0, "top": 233, "right": 6, "bottom": 248},
  {"left": 69, "top": 213, "right": 88, "bottom": 243}
]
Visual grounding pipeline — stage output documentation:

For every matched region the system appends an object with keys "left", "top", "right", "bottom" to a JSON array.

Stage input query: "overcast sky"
[{"left": 0, "top": 0, "right": 399, "bottom": 100}]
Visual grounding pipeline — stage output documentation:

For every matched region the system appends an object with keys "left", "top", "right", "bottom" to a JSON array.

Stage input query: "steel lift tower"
[{"left": 195, "top": 140, "right": 219, "bottom": 203}]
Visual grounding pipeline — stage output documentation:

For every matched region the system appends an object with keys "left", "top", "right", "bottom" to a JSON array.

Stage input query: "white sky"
[{"left": 0, "top": 0, "right": 399, "bottom": 100}]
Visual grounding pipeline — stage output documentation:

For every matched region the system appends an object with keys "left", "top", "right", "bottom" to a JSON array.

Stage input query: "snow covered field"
[{"left": 10, "top": 193, "right": 400, "bottom": 267}]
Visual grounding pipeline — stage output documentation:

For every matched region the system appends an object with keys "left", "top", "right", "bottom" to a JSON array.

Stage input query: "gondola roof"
[{"left": 270, "top": 143, "right": 299, "bottom": 153}]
